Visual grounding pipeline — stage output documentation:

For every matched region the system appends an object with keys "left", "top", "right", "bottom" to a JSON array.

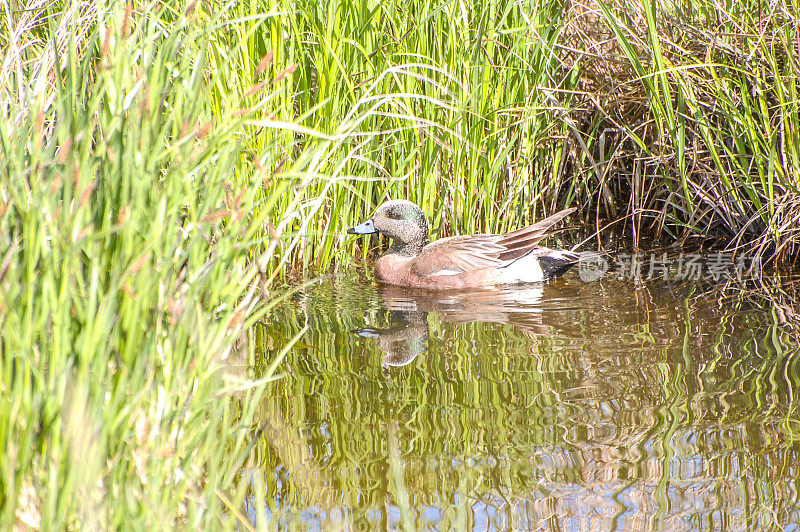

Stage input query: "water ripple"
[{"left": 246, "top": 269, "right": 800, "bottom": 530}]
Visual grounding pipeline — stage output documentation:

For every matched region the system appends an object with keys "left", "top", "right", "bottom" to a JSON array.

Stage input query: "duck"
[{"left": 347, "top": 200, "right": 579, "bottom": 289}]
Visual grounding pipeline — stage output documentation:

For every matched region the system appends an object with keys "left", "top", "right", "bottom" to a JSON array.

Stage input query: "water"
[{"left": 242, "top": 268, "right": 799, "bottom": 530}]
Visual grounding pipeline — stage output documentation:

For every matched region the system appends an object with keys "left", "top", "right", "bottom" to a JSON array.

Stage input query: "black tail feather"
[{"left": 538, "top": 253, "right": 579, "bottom": 280}]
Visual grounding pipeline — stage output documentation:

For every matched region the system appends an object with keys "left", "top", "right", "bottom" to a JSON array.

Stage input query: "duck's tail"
[{"left": 539, "top": 250, "right": 581, "bottom": 280}]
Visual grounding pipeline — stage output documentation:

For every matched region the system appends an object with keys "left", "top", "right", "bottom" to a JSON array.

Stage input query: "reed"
[
  {"left": 230, "top": 0, "right": 800, "bottom": 274},
  {"left": 0, "top": 1, "right": 299, "bottom": 527}
]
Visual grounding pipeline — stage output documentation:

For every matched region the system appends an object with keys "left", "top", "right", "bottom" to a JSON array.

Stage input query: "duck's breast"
[{"left": 375, "top": 254, "right": 414, "bottom": 285}]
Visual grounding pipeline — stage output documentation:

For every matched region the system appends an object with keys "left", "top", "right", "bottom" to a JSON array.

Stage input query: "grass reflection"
[{"left": 243, "top": 274, "right": 798, "bottom": 530}]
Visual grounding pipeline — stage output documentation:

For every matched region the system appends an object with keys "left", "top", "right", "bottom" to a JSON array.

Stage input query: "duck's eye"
[{"left": 386, "top": 210, "right": 399, "bottom": 219}]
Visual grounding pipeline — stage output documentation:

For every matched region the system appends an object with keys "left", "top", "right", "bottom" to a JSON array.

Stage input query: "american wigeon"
[{"left": 347, "top": 200, "right": 578, "bottom": 289}]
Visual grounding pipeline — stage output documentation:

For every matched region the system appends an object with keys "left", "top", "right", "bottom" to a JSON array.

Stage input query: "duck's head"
[{"left": 347, "top": 200, "right": 429, "bottom": 254}]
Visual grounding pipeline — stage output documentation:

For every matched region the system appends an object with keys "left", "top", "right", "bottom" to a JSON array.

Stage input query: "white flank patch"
[
  {"left": 496, "top": 254, "right": 545, "bottom": 283},
  {"left": 427, "top": 268, "right": 463, "bottom": 277}
]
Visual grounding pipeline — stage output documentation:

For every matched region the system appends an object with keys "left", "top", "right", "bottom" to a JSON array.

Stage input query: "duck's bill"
[{"left": 347, "top": 219, "right": 377, "bottom": 234}]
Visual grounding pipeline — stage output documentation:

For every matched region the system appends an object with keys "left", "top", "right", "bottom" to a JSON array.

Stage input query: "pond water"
[{"left": 241, "top": 264, "right": 799, "bottom": 530}]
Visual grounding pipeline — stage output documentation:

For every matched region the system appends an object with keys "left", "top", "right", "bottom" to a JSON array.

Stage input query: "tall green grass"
[
  {"left": 228, "top": 0, "right": 799, "bottom": 273},
  {"left": 0, "top": 1, "right": 302, "bottom": 527},
  {"left": 232, "top": 0, "right": 583, "bottom": 276}
]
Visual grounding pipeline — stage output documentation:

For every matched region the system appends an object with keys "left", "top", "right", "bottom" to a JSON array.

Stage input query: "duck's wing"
[
  {"left": 410, "top": 235, "right": 506, "bottom": 277},
  {"left": 410, "top": 208, "right": 576, "bottom": 278},
  {"left": 495, "top": 208, "right": 576, "bottom": 261}
]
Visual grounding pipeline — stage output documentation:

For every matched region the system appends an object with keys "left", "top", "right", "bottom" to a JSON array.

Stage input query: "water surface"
[{"left": 242, "top": 269, "right": 799, "bottom": 530}]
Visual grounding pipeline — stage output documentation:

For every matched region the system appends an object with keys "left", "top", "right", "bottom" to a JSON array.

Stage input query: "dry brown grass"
[{"left": 551, "top": 0, "right": 799, "bottom": 273}]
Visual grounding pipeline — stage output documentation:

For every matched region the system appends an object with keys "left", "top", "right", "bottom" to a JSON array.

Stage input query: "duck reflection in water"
[{"left": 353, "top": 283, "right": 552, "bottom": 366}]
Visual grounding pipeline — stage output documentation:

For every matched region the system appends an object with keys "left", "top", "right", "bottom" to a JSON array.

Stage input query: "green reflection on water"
[{"left": 241, "top": 274, "right": 799, "bottom": 530}]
